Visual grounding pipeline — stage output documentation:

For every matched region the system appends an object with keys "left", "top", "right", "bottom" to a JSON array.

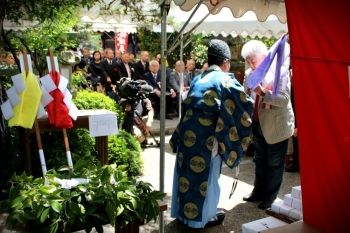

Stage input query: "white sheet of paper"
[
  {"left": 58, "top": 77, "right": 69, "bottom": 93},
  {"left": 68, "top": 104, "right": 79, "bottom": 121},
  {"left": 1, "top": 100, "right": 14, "bottom": 120},
  {"left": 19, "top": 54, "right": 33, "bottom": 73},
  {"left": 40, "top": 85, "right": 53, "bottom": 107},
  {"left": 11, "top": 73, "right": 26, "bottom": 94},
  {"left": 63, "top": 90, "right": 72, "bottom": 109},
  {"left": 46, "top": 56, "right": 59, "bottom": 73},
  {"left": 40, "top": 74, "right": 57, "bottom": 92},
  {"left": 6, "top": 86, "right": 21, "bottom": 107},
  {"left": 89, "top": 114, "right": 118, "bottom": 137},
  {"left": 37, "top": 103, "right": 46, "bottom": 119}
]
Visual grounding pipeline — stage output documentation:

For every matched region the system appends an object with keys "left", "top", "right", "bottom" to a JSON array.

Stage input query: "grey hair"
[
  {"left": 149, "top": 60, "right": 159, "bottom": 66},
  {"left": 241, "top": 40, "right": 268, "bottom": 59}
]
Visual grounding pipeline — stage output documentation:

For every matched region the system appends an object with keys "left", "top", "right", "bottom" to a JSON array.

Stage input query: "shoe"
[
  {"left": 204, "top": 210, "right": 225, "bottom": 228},
  {"left": 285, "top": 165, "right": 299, "bottom": 172},
  {"left": 156, "top": 114, "right": 160, "bottom": 120},
  {"left": 166, "top": 114, "right": 173, "bottom": 120},
  {"left": 243, "top": 193, "right": 263, "bottom": 202},
  {"left": 258, "top": 200, "right": 273, "bottom": 209}
]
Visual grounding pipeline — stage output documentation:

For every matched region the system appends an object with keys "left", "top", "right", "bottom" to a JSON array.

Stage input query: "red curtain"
[{"left": 285, "top": 0, "right": 350, "bottom": 232}]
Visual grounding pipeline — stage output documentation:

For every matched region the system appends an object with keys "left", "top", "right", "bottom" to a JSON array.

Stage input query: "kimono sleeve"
[{"left": 215, "top": 75, "right": 254, "bottom": 168}]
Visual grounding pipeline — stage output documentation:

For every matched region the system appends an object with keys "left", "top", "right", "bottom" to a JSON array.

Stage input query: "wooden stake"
[{"left": 23, "top": 47, "right": 47, "bottom": 175}]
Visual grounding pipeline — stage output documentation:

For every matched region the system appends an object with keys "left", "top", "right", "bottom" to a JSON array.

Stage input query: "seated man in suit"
[
  {"left": 143, "top": 60, "right": 174, "bottom": 120},
  {"left": 81, "top": 47, "right": 92, "bottom": 65},
  {"left": 114, "top": 50, "right": 122, "bottom": 63},
  {"left": 185, "top": 59, "right": 201, "bottom": 82},
  {"left": 169, "top": 60, "right": 191, "bottom": 113},
  {"left": 135, "top": 51, "right": 150, "bottom": 80},
  {"left": 117, "top": 53, "right": 137, "bottom": 80},
  {"left": 100, "top": 48, "right": 120, "bottom": 94}
]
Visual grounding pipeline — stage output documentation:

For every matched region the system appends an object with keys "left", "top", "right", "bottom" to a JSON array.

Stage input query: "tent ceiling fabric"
[
  {"left": 3, "top": 19, "right": 38, "bottom": 31},
  {"left": 80, "top": 16, "right": 138, "bottom": 33},
  {"left": 168, "top": 5, "right": 287, "bottom": 38},
  {"left": 176, "top": 0, "right": 287, "bottom": 23},
  {"left": 80, "top": 3, "right": 139, "bottom": 33}
]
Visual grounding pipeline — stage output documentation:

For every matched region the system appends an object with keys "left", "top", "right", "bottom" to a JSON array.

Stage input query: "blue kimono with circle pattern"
[{"left": 170, "top": 69, "right": 254, "bottom": 222}]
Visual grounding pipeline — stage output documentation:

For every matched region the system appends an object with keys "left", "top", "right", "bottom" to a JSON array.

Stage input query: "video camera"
[{"left": 116, "top": 78, "right": 153, "bottom": 106}]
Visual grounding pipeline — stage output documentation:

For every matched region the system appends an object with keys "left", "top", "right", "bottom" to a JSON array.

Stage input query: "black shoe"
[
  {"left": 155, "top": 114, "right": 160, "bottom": 120},
  {"left": 285, "top": 165, "right": 299, "bottom": 172},
  {"left": 204, "top": 210, "right": 225, "bottom": 228},
  {"left": 243, "top": 193, "right": 263, "bottom": 202},
  {"left": 166, "top": 114, "right": 173, "bottom": 120},
  {"left": 258, "top": 200, "right": 273, "bottom": 209}
]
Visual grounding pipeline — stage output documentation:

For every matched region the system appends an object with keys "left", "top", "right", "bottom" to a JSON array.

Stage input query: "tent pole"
[
  {"left": 179, "top": 33, "right": 183, "bottom": 119},
  {"left": 159, "top": 1, "right": 170, "bottom": 233},
  {"left": 168, "top": 0, "right": 205, "bottom": 50}
]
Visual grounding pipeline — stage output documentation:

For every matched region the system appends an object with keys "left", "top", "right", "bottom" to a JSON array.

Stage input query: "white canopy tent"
[
  {"left": 168, "top": 4, "right": 287, "bottom": 38},
  {"left": 177, "top": 0, "right": 287, "bottom": 23}
]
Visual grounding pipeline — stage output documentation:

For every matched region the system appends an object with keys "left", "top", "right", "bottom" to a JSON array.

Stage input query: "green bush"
[
  {"left": 1, "top": 90, "right": 140, "bottom": 200},
  {"left": 108, "top": 130, "right": 143, "bottom": 177},
  {"left": 73, "top": 90, "right": 124, "bottom": 125}
]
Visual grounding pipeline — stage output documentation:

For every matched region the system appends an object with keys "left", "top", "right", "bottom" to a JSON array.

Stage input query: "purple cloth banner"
[{"left": 246, "top": 34, "right": 288, "bottom": 98}]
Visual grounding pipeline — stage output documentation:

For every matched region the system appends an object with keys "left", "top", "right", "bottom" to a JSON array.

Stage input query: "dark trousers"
[
  {"left": 292, "top": 136, "right": 299, "bottom": 168},
  {"left": 150, "top": 93, "right": 172, "bottom": 114},
  {"left": 252, "top": 121, "right": 289, "bottom": 202}
]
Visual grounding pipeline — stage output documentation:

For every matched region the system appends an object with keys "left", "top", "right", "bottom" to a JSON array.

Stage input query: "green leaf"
[
  {"left": 51, "top": 201, "right": 62, "bottom": 213},
  {"left": 100, "top": 167, "right": 110, "bottom": 183},
  {"left": 35, "top": 205, "right": 44, "bottom": 219},
  {"left": 130, "top": 197, "right": 137, "bottom": 209},
  {"left": 6, "top": 214, "right": 15, "bottom": 230},
  {"left": 47, "top": 194, "right": 64, "bottom": 201},
  {"left": 19, "top": 171, "right": 27, "bottom": 181},
  {"left": 49, "top": 222, "right": 58, "bottom": 233},
  {"left": 94, "top": 212, "right": 108, "bottom": 222},
  {"left": 9, "top": 186, "right": 18, "bottom": 203},
  {"left": 22, "top": 198, "right": 32, "bottom": 208},
  {"left": 10, "top": 196, "right": 24, "bottom": 209},
  {"left": 62, "top": 189, "right": 71, "bottom": 200},
  {"left": 58, "top": 166, "right": 70, "bottom": 171},
  {"left": 106, "top": 201, "right": 114, "bottom": 220},
  {"left": 38, "top": 185, "right": 57, "bottom": 195},
  {"left": 9, "top": 173, "right": 17, "bottom": 182},
  {"left": 14, "top": 211, "right": 25, "bottom": 224},
  {"left": 69, "top": 201, "right": 80, "bottom": 215},
  {"left": 91, "top": 195, "right": 105, "bottom": 203},
  {"left": 23, "top": 210, "right": 35, "bottom": 220},
  {"left": 77, "top": 184, "right": 87, "bottom": 192},
  {"left": 40, "top": 208, "right": 50, "bottom": 223},
  {"left": 33, "top": 177, "right": 44, "bottom": 184},
  {"left": 116, "top": 205, "right": 124, "bottom": 217},
  {"left": 152, "top": 191, "right": 167, "bottom": 200},
  {"left": 85, "top": 205, "right": 98, "bottom": 216}
]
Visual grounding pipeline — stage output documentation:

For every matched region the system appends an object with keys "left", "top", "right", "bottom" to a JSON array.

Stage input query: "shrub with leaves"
[
  {"left": 0, "top": 155, "right": 166, "bottom": 233},
  {"left": 108, "top": 130, "right": 143, "bottom": 177},
  {"left": 73, "top": 90, "right": 124, "bottom": 125}
]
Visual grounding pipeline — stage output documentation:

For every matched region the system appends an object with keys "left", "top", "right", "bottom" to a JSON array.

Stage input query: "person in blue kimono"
[{"left": 170, "top": 39, "right": 254, "bottom": 228}]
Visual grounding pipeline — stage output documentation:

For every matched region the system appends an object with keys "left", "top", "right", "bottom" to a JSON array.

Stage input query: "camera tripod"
[
  {"left": 134, "top": 111, "right": 160, "bottom": 148},
  {"left": 123, "top": 106, "right": 160, "bottom": 148}
]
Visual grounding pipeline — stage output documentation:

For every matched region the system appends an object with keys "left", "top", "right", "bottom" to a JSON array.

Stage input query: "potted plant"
[{"left": 0, "top": 155, "right": 166, "bottom": 233}]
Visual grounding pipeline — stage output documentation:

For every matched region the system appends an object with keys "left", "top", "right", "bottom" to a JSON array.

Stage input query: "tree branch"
[
  {"left": 0, "top": 23, "right": 21, "bottom": 70},
  {"left": 13, "top": 34, "right": 43, "bottom": 77}
]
